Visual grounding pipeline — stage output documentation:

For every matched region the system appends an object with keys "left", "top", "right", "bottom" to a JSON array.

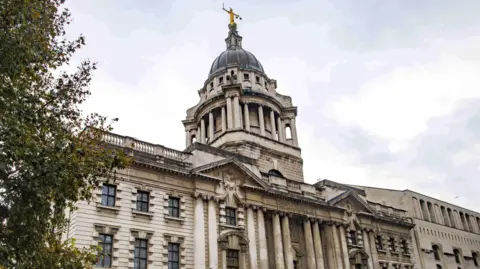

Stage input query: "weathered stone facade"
[{"left": 64, "top": 22, "right": 480, "bottom": 269}]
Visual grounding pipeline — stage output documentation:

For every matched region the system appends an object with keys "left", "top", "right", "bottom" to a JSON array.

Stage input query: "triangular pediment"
[
  {"left": 328, "top": 190, "right": 374, "bottom": 214},
  {"left": 192, "top": 157, "right": 268, "bottom": 190}
]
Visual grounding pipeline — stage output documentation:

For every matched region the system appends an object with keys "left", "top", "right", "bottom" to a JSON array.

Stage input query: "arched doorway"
[{"left": 349, "top": 249, "right": 369, "bottom": 269}]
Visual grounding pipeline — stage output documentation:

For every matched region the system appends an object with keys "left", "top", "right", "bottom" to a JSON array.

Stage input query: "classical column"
[
  {"left": 233, "top": 96, "right": 241, "bottom": 128},
  {"left": 338, "top": 226, "right": 350, "bottom": 269},
  {"left": 244, "top": 103, "right": 250, "bottom": 131},
  {"left": 208, "top": 112, "right": 214, "bottom": 141},
  {"left": 304, "top": 220, "right": 317, "bottom": 269},
  {"left": 247, "top": 207, "right": 258, "bottom": 269},
  {"left": 200, "top": 119, "right": 206, "bottom": 144},
  {"left": 273, "top": 213, "right": 285, "bottom": 269},
  {"left": 194, "top": 195, "right": 206, "bottom": 269},
  {"left": 257, "top": 209, "right": 269, "bottom": 269},
  {"left": 226, "top": 97, "right": 233, "bottom": 129},
  {"left": 270, "top": 110, "right": 277, "bottom": 140},
  {"left": 258, "top": 105, "right": 265, "bottom": 136},
  {"left": 185, "top": 130, "right": 191, "bottom": 147},
  {"left": 326, "top": 226, "right": 336, "bottom": 269},
  {"left": 368, "top": 232, "right": 380, "bottom": 269},
  {"left": 363, "top": 230, "right": 374, "bottom": 269},
  {"left": 312, "top": 221, "right": 325, "bottom": 269},
  {"left": 277, "top": 116, "right": 284, "bottom": 142},
  {"left": 332, "top": 225, "right": 344, "bottom": 269},
  {"left": 222, "top": 250, "right": 227, "bottom": 269},
  {"left": 290, "top": 117, "right": 298, "bottom": 146},
  {"left": 197, "top": 126, "right": 201, "bottom": 143},
  {"left": 282, "top": 215, "right": 293, "bottom": 269},
  {"left": 221, "top": 106, "right": 227, "bottom": 132},
  {"left": 208, "top": 199, "right": 218, "bottom": 269}
]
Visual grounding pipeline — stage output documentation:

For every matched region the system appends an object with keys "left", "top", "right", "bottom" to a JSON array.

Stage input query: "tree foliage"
[{"left": 0, "top": 0, "right": 130, "bottom": 267}]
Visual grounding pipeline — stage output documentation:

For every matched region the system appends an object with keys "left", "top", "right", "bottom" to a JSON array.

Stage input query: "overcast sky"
[{"left": 65, "top": 0, "right": 480, "bottom": 212}]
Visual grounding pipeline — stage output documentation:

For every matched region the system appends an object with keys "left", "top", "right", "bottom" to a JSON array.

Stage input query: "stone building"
[
  {"left": 66, "top": 23, "right": 419, "bottom": 269},
  {"left": 355, "top": 187, "right": 480, "bottom": 269}
]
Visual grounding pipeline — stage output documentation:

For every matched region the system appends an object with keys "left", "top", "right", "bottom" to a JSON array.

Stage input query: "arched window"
[
  {"left": 436, "top": 265, "right": 442, "bottom": 269},
  {"left": 285, "top": 125, "right": 292, "bottom": 140},
  {"left": 427, "top": 202, "right": 436, "bottom": 223},
  {"left": 441, "top": 206, "right": 449, "bottom": 226},
  {"left": 268, "top": 169, "right": 283, "bottom": 178},
  {"left": 432, "top": 245, "right": 441, "bottom": 261},
  {"left": 191, "top": 135, "right": 196, "bottom": 144},
  {"left": 420, "top": 200, "right": 429, "bottom": 221},
  {"left": 448, "top": 208, "right": 456, "bottom": 228}
]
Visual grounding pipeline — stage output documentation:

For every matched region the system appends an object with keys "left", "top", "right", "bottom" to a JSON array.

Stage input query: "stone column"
[
  {"left": 270, "top": 110, "right": 277, "bottom": 140},
  {"left": 221, "top": 106, "right": 227, "bottom": 132},
  {"left": 226, "top": 97, "right": 233, "bottom": 129},
  {"left": 282, "top": 215, "right": 293, "bottom": 269},
  {"left": 233, "top": 96, "right": 241, "bottom": 128},
  {"left": 339, "top": 226, "right": 350, "bottom": 269},
  {"left": 326, "top": 225, "right": 336, "bottom": 269},
  {"left": 363, "top": 230, "right": 374, "bottom": 269},
  {"left": 290, "top": 117, "right": 298, "bottom": 146},
  {"left": 200, "top": 119, "right": 206, "bottom": 144},
  {"left": 244, "top": 103, "right": 250, "bottom": 131},
  {"left": 273, "top": 213, "right": 285, "bottom": 269},
  {"left": 277, "top": 117, "right": 284, "bottom": 142},
  {"left": 312, "top": 221, "right": 325, "bottom": 269},
  {"left": 257, "top": 209, "right": 269, "bottom": 269},
  {"left": 222, "top": 250, "right": 227, "bottom": 269},
  {"left": 208, "top": 199, "right": 218, "bottom": 269},
  {"left": 332, "top": 225, "right": 344, "bottom": 269},
  {"left": 208, "top": 112, "right": 214, "bottom": 141},
  {"left": 304, "top": 220, "right": 317, "bottom": 269},
  {"left": 258, "top": 105, "right": 265, "bottom": 136},
  {"left": 368, "top": 232, "right": 380, "bottom": 269},
  {"left": 247, "top": 207, "right": 258, "bottom": 269},
  {"left": 194, "top": 195, "right": 206, "bottom": 269},
  {"left": 197, "top": 126, "right": 201, "bottom": 143},
  {"left": 185, "top": 130, "right": 191, "bottom": 147}
]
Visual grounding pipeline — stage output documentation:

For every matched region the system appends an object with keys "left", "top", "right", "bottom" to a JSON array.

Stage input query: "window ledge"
[
  {"left": 377, "top": 249, "right": 387, "bottom": 253},
  {"left": 403, "top": 253, "right": 411, "bottom": 257},
  {"left": 164, "top": 215, "right": 185, "bottom": 224},
  {"left": 219, "top": 223, "right": 243, "bottom": 230},
  {"left": 96, "top": 204, "right": 120, "bottom": 214},
  {"left": 132, "top": 210, "right": 154, "bottom": 219},
  {"left": 391, "top": 251, "right": 400, "bottom": 255}
]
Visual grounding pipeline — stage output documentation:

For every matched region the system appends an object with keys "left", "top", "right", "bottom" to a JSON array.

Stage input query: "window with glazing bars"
[
  {"left": 348, "top": 231, "right": 357, "bottom": 245},
  {"left": 225, "top": 207, "right": 236, "bottom": 226},
  {"left": 101, "top": 184, "right": 116, "bottom": 207},
  {"left": 134, "top": 239, "right": 148, "bottom": 269},
  {"left": 226, "top": 249, "right": 239, "bottom": 269},
  {"left": 136, "top": 191, "right": 149, "bottom": 212},
  {"left": 96, "top": 234, "right": 113, "bottom": 267},
  {"left": 168, "top": 197, "right": 180, "bottom": 217},
  {"left": 168, "top": 243, "right": 180, "bottom": 269},
  {"left": 375, "top": 236, "right": 383, "bottom": 250},
  {"left": 401, "top": 240, "right": 409, "bottom": 254}
]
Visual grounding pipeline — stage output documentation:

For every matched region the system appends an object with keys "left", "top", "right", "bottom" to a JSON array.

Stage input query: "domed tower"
[{"left": 182, "top": 22, "right": 304, "bottom": 182}]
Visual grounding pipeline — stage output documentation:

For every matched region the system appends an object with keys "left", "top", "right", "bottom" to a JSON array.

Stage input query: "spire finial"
[{"left": 222, "top": 3, "right": 242, "bottom": 25}]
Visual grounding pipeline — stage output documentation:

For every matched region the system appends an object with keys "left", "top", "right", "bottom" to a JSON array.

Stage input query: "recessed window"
[
  {"left": 256, "top": 76, "right": 260, "bottom": 83},
  {"left": 401, "top": 240, "right": 408, "bottom": 254},
  {"left": 168, "top": 243, "right": 180, "bottom": 269},
  {"left": 134, "top": 239, "right": 148, "bottom": 269},
  {"left": 136, "top": 191, "right": 149, "bottom": 212},
  {"left": 433, "top": 245, "right": 440, "bottom": 260},
  {"left": 210, "top": 82, "right": 214, "bottom": 90},
  {"left": 472, "top": 252, "right": 478, "bottom": 267},
  {"left": 376, "top": 236, "right": 383, "bottom": 250},
  {"left": 219, "top": 76, "right": 224, "bottom": 84},
  {"left": 168, "top": 197, "right": 180, "bottom": 218},
  {"left": 96, "top": 234, "right": 113, "bottom": 268},
  {"left": 101, "top": 184, "right": 116, "bottom": 207},
  {"left": 226, "top": 249, "right": 239, "bottom": 269},
  {"left": 454, "top": 249, "right": 461, "bottom": 264},
  {"left": 389, "top": 237, "right": 396, "bottom": 252},
  {"left": 243, "top": 73, "right": 249, "bottom": 80},
  {"left": 225, "top": 207, "right": 237, "bottom": 226},
  {"left": 348, "top": 231, "right": 357, "bottom": 245}
]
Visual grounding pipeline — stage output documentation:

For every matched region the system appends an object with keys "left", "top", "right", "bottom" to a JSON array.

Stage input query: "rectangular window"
[
  {"left": 375, "top": 236, "right": 383, "bottom": 250},
  {"left": 454, "top": 249, "right": 461, "bottom": 264},
  {"left": 401, "top": 240, "right": 408, "bottom": 254},
  {"left": 134, "top": 239, "right": 148, "bottom": 269},
  {"left": 219, "top": 76, "right": 224, "bottom": 84},
  {"left": 243, "top": 73, "right": 249, "bottom": 80},
  {"left": 226, "top": 249, "right": 239, "bottom": 269},
  {"left": 96, "top": 234, "right": 113, "bottom": 268},
  {"left": 168, "top": 243, "right": 180, "bottom": 269},
  {"left": 256, "top": 76, "right": 260, "bottom": 83},
  {"left": 136, "top": 191, "right": 149, "bottom": 212},
  {"left": 389, "top": 237, "right": 396, "bottom": 252},
  {"left": 348, "top": 231, "right": 357, "bottom": 245},
  {"left": 168, "top": 197, "right": 180, "bottom": 218},
  {"left": 101, "top": 184, "right": 116, "bottom": 207},
  {"left": 225, "top": 207, "right": 237, "bottom": 226}
]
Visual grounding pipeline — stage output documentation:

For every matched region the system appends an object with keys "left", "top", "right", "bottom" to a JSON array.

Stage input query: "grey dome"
[{"left": 208, "top": 48, "right": 264, "bottom": 77}]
